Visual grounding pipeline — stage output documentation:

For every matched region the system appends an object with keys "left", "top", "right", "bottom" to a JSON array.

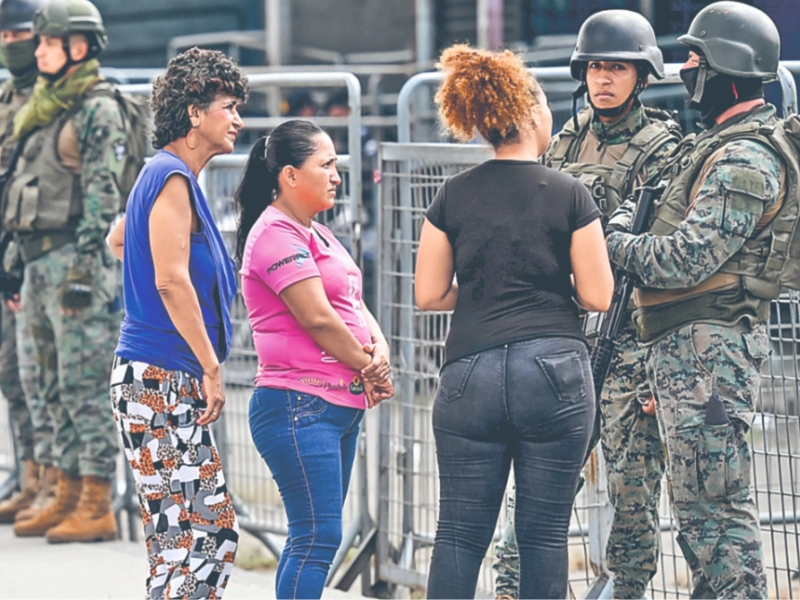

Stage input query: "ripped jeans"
[{"left": 427, "top": 337, "right": 595, "bottom": 599}]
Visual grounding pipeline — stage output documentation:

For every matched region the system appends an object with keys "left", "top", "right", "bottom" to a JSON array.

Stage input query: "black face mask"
[
  {"left": 679, "top": 66, "right": 700, "bottom": 99},
  {"left": 681, "top": 65, "right": 736, "bottom": 127},
  {"left": 681, "top": 64, "right": 764, "bottom": 128}
]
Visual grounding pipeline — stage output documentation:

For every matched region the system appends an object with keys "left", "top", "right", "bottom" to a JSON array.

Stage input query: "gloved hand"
[
  {"left": 60, "top": 254, "right": 95, "bottom": 310},
  {"left": 605, "top": 197, "right": 636, "bottom": 236},
  {"left": 0, "top": 269, "right": 22, "bottom": 296}
]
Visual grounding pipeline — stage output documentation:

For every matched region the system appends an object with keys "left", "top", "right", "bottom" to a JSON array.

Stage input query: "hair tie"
[{"left": 263, "top": 136, "right": 270, "bottom": 159}]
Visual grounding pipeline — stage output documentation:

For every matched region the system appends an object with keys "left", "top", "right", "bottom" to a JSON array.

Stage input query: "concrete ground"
[{"left": 0, "top": 523, "right": 364, "bottom": 600}]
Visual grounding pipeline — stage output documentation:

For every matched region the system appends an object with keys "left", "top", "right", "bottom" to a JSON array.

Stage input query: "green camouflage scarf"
[{"left": 14, "top": 59, "right": 102, "bottom": 139}]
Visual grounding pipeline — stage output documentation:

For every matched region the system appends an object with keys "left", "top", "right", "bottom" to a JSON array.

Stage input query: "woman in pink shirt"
[{"left": 235, "top": 120, "right": 393, "bottom": 599}]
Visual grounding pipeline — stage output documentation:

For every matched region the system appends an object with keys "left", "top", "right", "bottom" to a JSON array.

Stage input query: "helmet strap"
[
  {"left": 571, "top": 78, "right": 587, "bottom": 129},
  {"left": 690, "top": 63, "right": 710, "bottom": 106},
  {"left": 41, "top": 35, "right": 96, "bottom": 83},
  {"left": 40, "top": 37, "right": 75, "bottom": 82}
]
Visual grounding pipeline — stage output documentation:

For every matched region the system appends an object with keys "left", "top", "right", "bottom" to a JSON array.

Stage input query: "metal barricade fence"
[
  {"left": 376, "top": 138, "right": 800, "bottom": 599},
  {"left": 202, "top": 145, "right": 378, "bottom": 591}
]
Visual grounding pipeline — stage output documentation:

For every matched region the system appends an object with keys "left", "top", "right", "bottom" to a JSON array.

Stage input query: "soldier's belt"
[
  {"left": 634, "top": 273, "right": 741, "bottom": 308},
  {"left": 18, "top": 230, "right": 76, "bottom": 263}
]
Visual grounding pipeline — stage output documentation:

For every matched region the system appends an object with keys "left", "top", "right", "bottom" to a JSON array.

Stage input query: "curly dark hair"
[{"left": 150, "top": 47, "right": 250, "bottom": 149}]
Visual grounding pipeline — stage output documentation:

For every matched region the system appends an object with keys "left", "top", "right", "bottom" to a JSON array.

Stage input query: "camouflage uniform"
[
  {"left": 494, "top": 102, "right": 677, "bottom": 600},
  {"left": 0, "top": 79, "right": 53, "bottom": 469},
  {"left": 10, "top": 87, "right": 124, "bottom": 480},
  {"left": 493, "top": 491, "right": 518, "bottom": 599},
  {"left": 606, "top": 104, "right": 781, "bottom": 598}
]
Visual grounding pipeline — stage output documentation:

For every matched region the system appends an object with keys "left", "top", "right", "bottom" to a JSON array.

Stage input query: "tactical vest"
[
  {"left": 647, "top": 116, "right": 800, "bottom": 299},
  {"left": 549, "top": 106, "right": 681, "bottom": 217},
  {"left": 0, "top": 82, "right": 28, "bottom": 173},
  {"left": 635, "top": 109, "right": 800, "bottom": 342},
  {"left": 1, "top": 81, "right": 120, "bottom": 235}
]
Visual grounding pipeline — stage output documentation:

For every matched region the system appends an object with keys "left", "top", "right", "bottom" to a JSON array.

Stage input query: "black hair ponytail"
[
  {"left": 234, "top": 120, "right": 326, "bottom": 266},
  {"left": 234, "top": 136, "right": 276, "bottom": 266}
]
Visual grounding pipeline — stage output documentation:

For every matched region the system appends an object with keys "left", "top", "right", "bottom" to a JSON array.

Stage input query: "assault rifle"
[{"left": 583, "top": 185, "right": 664, "bottom": 462}]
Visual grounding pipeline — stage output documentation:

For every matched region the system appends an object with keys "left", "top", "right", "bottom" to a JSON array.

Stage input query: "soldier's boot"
[
  {"left": 0, "top": 460, "right": 41, "bottom": 523},
  {"left": 45, "top": 476, "right": 117, "bottom": 543},
  {"left": 13, "top": 470, "right": 81, "bottom": 537},
  {"left": 14, "top": 465, "right": 58, "bottom": 522}
]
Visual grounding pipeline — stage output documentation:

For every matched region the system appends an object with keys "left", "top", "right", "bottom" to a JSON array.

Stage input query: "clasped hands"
[{"left": 361, "top": 342, "right": 394, "bottom": 408}]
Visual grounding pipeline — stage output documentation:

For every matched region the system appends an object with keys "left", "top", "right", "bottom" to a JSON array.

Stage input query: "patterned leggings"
[{"left": 110, "top": 356, "right": 239, "bottom": 599}]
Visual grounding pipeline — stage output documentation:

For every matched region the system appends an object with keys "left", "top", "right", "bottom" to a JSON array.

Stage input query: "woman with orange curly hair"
[{"left": 415, "top": 45, "right": 613, "bottom": 599}]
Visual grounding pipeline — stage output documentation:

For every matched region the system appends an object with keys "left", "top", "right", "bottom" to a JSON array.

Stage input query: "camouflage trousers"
[
  {"left": 600, "top": 321, "right": 664, "bottom": 599},
  {"left": 647, "top": 321, "right": 768, "bottom": 599},
  {"left": 21, "top": 243, "right": 121, "bottom": 479},
  {"left": 493, "top": 491, "right": 517, "bottom": 599},
  {"left": 0, "top": 301, "right": 53, "bottom": 465},
  {"left": 493, "top": 322, "right": 664, "bottom": 599}
]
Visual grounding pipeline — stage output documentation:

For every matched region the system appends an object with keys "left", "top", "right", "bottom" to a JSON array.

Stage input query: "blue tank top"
[{"left": 115, "top": 150, "right": 238, "bottom": 379}]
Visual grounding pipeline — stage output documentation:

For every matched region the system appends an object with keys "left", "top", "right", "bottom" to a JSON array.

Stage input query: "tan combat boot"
[
  {"left": 14, "top": 464, "right": 58, "bottom": 522},
  {"left": 45, "top": 475, "right": 117, "bottom": 543},
  {"left": 0, "top": 460, "right": 41, "bottom": 523},
  {"left": 14, "top": 469, "right": 81, "bottom": 537}
]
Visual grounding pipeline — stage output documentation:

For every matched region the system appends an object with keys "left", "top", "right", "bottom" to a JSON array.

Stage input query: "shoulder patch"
[{"left": 728, "top": 166, "right": 767, "bottom": 200}]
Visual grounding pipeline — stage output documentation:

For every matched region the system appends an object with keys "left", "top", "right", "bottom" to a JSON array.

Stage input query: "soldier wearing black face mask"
[
  {"left": 604, "top": 3, "right": 785, "bottom": 597},
  {"left": 679, "top": 42, "right": 769, "bottom": 130},
  {"left": 0, "top": 0, "right": 54, "bottom": 526}
]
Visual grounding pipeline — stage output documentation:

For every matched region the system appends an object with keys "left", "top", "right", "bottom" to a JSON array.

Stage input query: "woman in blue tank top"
[{"left": 105, "top": 49, "right": 247, "bottom": 600}]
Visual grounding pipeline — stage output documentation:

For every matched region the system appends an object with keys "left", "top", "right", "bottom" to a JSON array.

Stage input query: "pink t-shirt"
[{"left": 240, "top": 205, "right": 370, "bottom": 409}]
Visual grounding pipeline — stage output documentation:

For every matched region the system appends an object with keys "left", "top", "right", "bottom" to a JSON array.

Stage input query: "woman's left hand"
[
  {"left": 366, "top": 377, "right": 394, "bottom": 408},
  {"left": 361, "top": 342, "right": 391, "bottom": 384}
]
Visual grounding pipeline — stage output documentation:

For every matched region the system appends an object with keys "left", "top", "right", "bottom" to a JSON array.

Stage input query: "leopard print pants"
[{"left": 110, "top": 355, "right": 239, "bottom": 599}]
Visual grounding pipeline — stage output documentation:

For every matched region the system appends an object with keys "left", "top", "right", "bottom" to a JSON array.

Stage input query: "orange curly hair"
[{"left": 435, "top": 44, "right": 540, "bottom": 146}]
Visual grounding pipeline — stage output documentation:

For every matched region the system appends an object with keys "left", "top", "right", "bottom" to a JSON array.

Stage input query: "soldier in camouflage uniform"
[
  {"left": 605, "top": 3, "right": 785, "bottom": 597},
  {"left": 0, "top": 0, "right": 55, "bottom": 524},
  {"left": 1, "top": 0, "right": 123, "bottom": 543},
  {"left": 493, "top": 12, "right": 679, "bottom": 599}
]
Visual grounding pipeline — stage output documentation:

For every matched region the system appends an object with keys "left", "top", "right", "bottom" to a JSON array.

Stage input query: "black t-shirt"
[{"left": 425, "top": 159, "right": 601, "bottom": 364}]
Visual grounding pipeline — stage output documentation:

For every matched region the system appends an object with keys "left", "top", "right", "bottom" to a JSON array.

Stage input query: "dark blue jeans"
[
  {"left": 427, "top": 337, "right": 595, "bottom": 599},
  {"left": 248, "top": 387, "right": 364, "bottom": 599}
]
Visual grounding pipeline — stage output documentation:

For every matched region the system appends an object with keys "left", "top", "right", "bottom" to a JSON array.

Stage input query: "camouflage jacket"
[
  {"left": 71, "top": 88, "right": 127, "bottom": 255},
  {"left": 607, "top": 104, "right": 783, "bottom": 292}
]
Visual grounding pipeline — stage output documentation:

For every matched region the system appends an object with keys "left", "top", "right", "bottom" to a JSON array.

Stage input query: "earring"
[{"left": 186, "top": 128, "right": 200, "bottom": 150}]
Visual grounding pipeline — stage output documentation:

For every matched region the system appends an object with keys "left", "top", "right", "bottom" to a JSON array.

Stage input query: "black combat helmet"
[
  {"left": 678, "top": 1, "right": 780, "bottom": 81},
  {"left": 0, "top": 0, "right": 48, "bottom": 31},
  {"left": 569, "top": 10, "right": 664, "bottom": 125},
  {"left": 570, "top": 9, "right": 664, "bottom": 82}
]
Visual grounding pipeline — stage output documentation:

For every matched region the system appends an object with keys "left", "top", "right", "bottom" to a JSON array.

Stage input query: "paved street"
[{"left": 0, "top": 524, "right": 362, "bottom": 599}]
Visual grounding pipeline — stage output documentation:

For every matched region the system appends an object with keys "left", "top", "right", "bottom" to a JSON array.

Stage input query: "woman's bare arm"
[
  {"left": 150, "top": 174, "right": 223, "bottom": 425},
  {"left": 415, "top": 219, "right": 458, "bottom": 311},
  {"left": 106, "top": 215, "right": 125, "bottom": 261},
  {"left": 280, "top": 278, "right": 373, "bottom": 371},
  {"left": 571, "top": 218, "right": 614, "bottom": 311}
]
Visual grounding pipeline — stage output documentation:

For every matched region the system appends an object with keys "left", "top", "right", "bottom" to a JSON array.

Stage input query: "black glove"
[
  {"left": 0, "top": 269, "right": 22, "bottom": 296},
  {"left": 60, "top": 255, "right": 95, "bottom": 310}
]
